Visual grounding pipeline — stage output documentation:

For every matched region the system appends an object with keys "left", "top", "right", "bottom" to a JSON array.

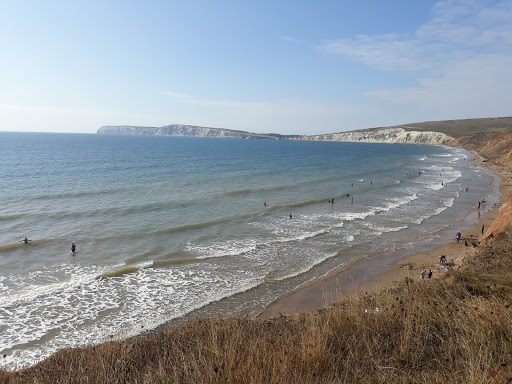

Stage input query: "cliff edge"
[
  {"left": 97, "top": 125, "right": 451, "bottom": 146},
  {"left": 290, "top": 127, "right": 453, "bottom": 146},
  {"left": 97, "top": 125, "right": 285, "bottom": 140}
]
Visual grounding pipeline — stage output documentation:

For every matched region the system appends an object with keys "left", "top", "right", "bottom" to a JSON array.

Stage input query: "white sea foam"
[{"left": 369, "top": 224, "right": 408, "bottom": 233}]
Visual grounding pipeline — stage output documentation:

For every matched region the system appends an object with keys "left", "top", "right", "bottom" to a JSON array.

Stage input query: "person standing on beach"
[
  {"left": 478, "top": 201, "right": 481, "bottom": 209},
  {"left": 481, "top": 224, "right": 485, "bottom": 235},
  {"left": 421, "top": 270, "right": 425, "bottom": 280},
  {"left": 456, "top": 232, "right": 461, "bottom": 243},
  {"left": 428, "top": 269, "right": 433, "bottom": 279}
]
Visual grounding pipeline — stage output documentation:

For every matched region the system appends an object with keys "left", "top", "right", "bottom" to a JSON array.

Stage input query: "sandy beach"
[{"left": 256, "top": 155, "right": 512, "bottom": 319}]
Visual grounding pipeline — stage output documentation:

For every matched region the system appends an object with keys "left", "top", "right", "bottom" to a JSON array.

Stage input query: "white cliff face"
[
  {"left": 97, "top": 125, "right": 277, "bottom": 139},
  {"left": 97, "top": 125, "right": 452, "bottom": 146},
  {"left": 292, "top": 127, "right": 453, "bottom": 146},
  {"left": 98, "top": 125, "right": 238, "bottom": 138}
]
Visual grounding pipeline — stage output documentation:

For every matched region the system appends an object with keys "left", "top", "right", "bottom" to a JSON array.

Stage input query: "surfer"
[
  {"left": 20, "top": 237, "right": 31, "bottom": 244},
  {"left": 71, "top": 243, "right": 76, "bottom": 253},
  {"left": 289, "top": 213, "right": 292, "bottom": 219}
]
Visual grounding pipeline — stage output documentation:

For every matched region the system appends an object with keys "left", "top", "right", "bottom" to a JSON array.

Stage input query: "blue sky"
[{"left": 1, "top": 0, "right": 511, "bottom": 135}]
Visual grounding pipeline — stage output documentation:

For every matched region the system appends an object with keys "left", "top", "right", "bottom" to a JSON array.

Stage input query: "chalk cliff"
[
  {"left": 290, "top": 127, "right": 453, "bottom": 146},
  {"left": 97, "top": 125, "right": 282, "bottom": 140},
  {"left": 98, "top": 125, "right": 452, "bottom": 146}
]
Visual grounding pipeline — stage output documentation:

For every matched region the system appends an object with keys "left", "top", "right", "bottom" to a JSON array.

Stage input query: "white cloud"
[
  {"left": 281, "top": 36, "right": 304, "bottom": 44},
  {"left": 321, "top": 0, "right": 512, "bottom": 70},
  {"left": 365, "top": 53, "right": 512, "bottom": 118},
  {"left": 322, "top": 33, "right": 433, "bottom": 71},
  {"left": 321, "top": 0, "right": 512, "bottom": 120},
  {"left": 161, "top": 91, "right": 194, "bottom": 100}
]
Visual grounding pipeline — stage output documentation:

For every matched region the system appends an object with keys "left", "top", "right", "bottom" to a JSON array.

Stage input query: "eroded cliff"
[{"left": 291, "top": 127, "right": 453, "bottom": 146}]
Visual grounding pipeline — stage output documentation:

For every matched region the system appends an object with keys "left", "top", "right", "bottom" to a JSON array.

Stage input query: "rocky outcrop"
[
  {"left": 97, "top": 125, "right": 281, "bottom": 140},
  {"left": 290, "top": 127, "right": 453, "bottom": 146}
]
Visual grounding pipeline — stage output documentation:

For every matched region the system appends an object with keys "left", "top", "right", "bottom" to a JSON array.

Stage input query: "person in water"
[
  {"left": 71, "top": 243, "right": 76, "bottom": 253},
  {"left": 20, "top": 237, "right": 31, "bottom": 244}
]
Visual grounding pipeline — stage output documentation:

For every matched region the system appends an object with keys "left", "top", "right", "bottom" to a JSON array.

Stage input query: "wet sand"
[{"left": 256, "top": 156, "right": 511, "bottom": 320}]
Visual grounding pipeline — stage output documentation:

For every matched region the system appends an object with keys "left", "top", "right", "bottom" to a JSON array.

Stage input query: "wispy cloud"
[
  {"left": 320, "top": 0, "right": 512, "bottom": 119},
  {"left": 320, "top": 0, "right": 512, "bottom": 72},
  {"left": 322, "top": 33, "right": 434, "bottom": 71},
  {"left": 281, "top": 36, "right": 304, "bottom": 44},
  {"left": 161, "top": 91, "right": 195, "bottom": 100}
]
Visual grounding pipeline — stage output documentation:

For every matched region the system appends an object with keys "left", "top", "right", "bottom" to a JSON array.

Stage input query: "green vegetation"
[
  {"left": 2, "top": 227, "right": 512, "bottom": 383},
  {"left": 352, "top": 116, "right": 512, "bottom": 138},
  {"left": 402, "top": 116, "right": 512, "bottom": 138}
]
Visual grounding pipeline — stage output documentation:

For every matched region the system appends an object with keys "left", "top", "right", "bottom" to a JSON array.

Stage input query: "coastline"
[{"left": 256, "top": 152, "right": 511, "bottom": 320}]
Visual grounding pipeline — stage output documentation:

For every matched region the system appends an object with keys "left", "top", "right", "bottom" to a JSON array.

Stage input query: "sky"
[{"left": 1, "top": 0, "right": 511, "bottom": 135}]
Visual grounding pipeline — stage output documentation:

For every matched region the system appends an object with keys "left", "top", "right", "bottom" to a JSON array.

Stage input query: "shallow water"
[{"left": 0, "top": 132, "right": 500, "bottom": 369}]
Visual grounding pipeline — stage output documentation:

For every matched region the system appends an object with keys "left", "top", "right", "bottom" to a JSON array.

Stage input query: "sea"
[{"left": 0, "top": 132, "right": 500, "bottom": 370}]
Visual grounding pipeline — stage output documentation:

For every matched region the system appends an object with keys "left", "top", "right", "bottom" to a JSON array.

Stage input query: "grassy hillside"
[
  {"left": 350, "top": 116, "right": 512, "bottom": 138},
  {"left": 401, "top": 116, "right": 512, "bottom": 138}
]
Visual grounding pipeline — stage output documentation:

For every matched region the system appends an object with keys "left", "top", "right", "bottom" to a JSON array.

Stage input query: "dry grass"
[{"left": 2, "top": 228, "right": 512, "bottom": 383}]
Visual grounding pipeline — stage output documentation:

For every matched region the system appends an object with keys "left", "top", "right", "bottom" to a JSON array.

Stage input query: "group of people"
[
  {"left": 282, "top": 190, "right": 356, "bottom": 220},
  {"left": 420, "top": 269, "right": 433, "bottom": 279},
  {"left": 20, "top": 237, "right": 76, "bottom": 253}
]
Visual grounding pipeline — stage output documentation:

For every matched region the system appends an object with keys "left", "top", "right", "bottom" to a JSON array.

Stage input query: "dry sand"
[{"left": 256, "top": 156, "right": 512, "bottom": 320}]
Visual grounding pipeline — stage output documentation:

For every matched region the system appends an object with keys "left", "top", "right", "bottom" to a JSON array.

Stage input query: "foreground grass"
[{"left": 2, "top": 229, "right": 512, "bottom": 383}]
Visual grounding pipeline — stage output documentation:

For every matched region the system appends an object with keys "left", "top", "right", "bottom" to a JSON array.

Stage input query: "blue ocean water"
[{"left": 0, "top": 132, "right": 500, "bottom": 369}]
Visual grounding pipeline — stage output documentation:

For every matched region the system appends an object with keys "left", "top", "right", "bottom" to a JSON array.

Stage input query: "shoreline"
[{"left": 255, "top": 152, "right": 511, "bottom": 319}]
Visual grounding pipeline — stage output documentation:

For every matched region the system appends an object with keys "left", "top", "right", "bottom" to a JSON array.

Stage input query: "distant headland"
[{"left": 97, "top": 116, "right": 512, "bottom": 147}]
